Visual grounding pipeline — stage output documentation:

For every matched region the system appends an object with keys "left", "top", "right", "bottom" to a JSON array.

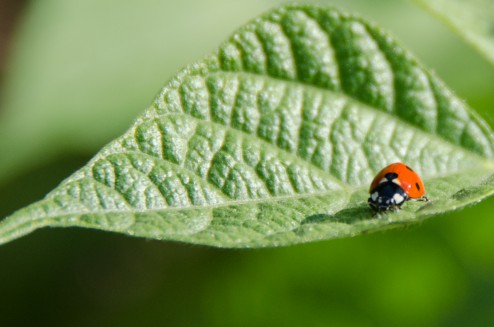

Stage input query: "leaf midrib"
[
  {"left": 37, "top": 165, "right": 494, "bottom": 220},
  {"left": 50, "top": 175, "right": 351, "bottom": 214},
  {"left": 2, "top": 167, "right": 492, "bottom": 246}
]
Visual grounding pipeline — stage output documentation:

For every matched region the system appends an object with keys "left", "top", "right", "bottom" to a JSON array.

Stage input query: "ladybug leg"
[
  {"left": 390, "top": 204, "right": 401, "bottom": 212},
  {"left": 415, "top": 196, "right": 429, "bottom": 202}
]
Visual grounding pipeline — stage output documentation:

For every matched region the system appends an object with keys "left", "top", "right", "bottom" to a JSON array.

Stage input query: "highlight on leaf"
[{"left": 1, "top": 4, "right": 493, "bottom": 247}]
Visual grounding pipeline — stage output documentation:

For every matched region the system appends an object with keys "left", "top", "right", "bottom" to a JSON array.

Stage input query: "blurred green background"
[{"left": 1, "top": 0, "right": 494, "bottom": 326}]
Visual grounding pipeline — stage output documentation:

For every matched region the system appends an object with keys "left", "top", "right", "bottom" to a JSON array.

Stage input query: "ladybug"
[{"left": 368, "top": 162, "right": 428, "bottom": 212}]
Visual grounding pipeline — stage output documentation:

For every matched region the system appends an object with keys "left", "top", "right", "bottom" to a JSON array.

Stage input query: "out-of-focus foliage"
[
  {"left": 416, "top": 0, "right": 494, "bottom": 65},
  {"left": 1, "top": 0, "right": 494, "bottom": 326},
  {"left": 0, "top": 0, "right": 285, "bottom": 183}
]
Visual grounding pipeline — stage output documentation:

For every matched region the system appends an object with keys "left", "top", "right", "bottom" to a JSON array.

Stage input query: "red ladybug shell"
[{"left": 369, "top": 162, "right": 426, "bottom": 198}]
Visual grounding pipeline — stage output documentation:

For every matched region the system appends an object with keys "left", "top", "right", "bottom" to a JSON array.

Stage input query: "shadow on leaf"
[{"left": 302, "top": 205, "right": 371, "bottom": 225}]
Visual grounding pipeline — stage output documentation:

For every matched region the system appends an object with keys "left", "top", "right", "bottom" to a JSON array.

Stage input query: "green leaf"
[
  {"left": 1, "top": 4, "right": 494, "bottom": 247},
  {"left": 416, "top": 0, "right": 494, "bottom": 65}
]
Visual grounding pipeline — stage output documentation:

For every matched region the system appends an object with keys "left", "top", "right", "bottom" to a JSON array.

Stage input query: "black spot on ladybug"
[
  {"left": 406, "top": 165, "right": 414, "bottom": 172},
  {"left": 385, "top": 172, "right": 398, "bottom": 180},
  {"left": 416, "top": 182, "right": 420, "bottom": 191}
]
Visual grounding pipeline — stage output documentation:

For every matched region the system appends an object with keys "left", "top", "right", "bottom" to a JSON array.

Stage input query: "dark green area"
[{"left": 1, "top": 197, "right": 494, "bottom": 326}]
